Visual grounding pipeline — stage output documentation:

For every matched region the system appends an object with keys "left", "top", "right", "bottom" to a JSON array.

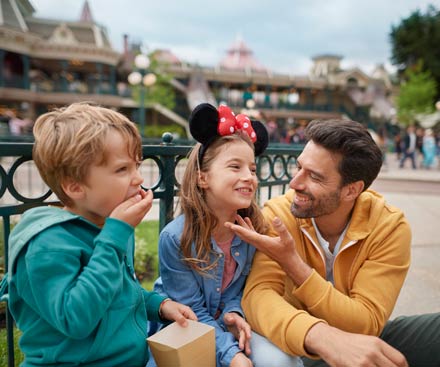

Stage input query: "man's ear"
[
  {"left": 342, "top": 180, "right": 364, "bottom": 201},
  {"left": 61, "top": 178, "right": 86, "bottom": 201},
  {"left": 197, "top": 171, "right": 209, "bottom": 189}
]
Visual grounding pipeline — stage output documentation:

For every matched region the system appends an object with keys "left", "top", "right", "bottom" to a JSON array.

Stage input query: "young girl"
[{"left": 151, "top": 104, "right": 301, "bottom": 367}]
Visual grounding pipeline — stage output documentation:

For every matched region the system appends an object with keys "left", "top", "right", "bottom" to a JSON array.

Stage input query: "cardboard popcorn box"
[{"left": 147, "top": 320, "right": 215, "bottom": 367}]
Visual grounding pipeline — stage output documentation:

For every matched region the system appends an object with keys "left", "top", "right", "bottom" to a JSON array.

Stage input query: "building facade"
[{"left": 0, "top": 0, "right": 395, "bottom": 139}]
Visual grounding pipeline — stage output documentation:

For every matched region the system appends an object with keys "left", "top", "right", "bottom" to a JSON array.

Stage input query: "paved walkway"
[
  {"left": 373, "top": 153, "right": 440, "bottom": 318},
  {"left": 379, "top": 152, "right": 440, "bottom": 183}
]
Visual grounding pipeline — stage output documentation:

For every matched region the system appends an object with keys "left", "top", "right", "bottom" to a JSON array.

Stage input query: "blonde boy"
[{"left": 8, "top": 103, "right": 196, "bottom": 366}]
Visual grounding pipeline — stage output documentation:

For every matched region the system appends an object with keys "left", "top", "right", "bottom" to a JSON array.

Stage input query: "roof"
[
  {"left": 219, "top": 36, "right": 266, "bottom": 72},
  {"left": 152, "top": 49, "right": 181, "bottom": 66},
  {"left": 312, "top": 54, "right": 343, "bottom": 61},
  {"left": 0, "top": 0, "right": 113, "bottom": 49},
  {"left": 25, "top": 17, "right": 112, "bottom": 48},
  {"left": 0, "top": 0, "right": 34, "bottom": 31}
]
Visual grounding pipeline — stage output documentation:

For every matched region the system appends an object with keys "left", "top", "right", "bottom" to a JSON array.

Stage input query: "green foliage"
[
  {"left": 0, "top": 327, "right": 24, "bottom": 366},
  {"left": 144, "top": 124, "right": 186, "bottom": 139},
  {"left": 390, "top": 5, "right": 440, "bottom": 97},
  {"left": 134, "top": 220, "right": 159, "bottom": 287},
  {"left": 396, "top": 61, "right": 437, "bottom": 124},
  {"left": 130, "top": 53, "right": 176, "bottom": 111}
]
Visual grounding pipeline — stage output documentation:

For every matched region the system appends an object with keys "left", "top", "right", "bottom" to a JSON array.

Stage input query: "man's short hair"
[
  {"left": 305, "top": 119, "right": 382, "bottom": 190},
  {"left": 32, "top": 102, "right": 141, "bottom": 205}
]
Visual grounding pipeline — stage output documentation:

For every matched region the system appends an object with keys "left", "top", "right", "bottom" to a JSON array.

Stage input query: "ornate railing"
[{"left": 0, "top": 135, "right": 302, "bottom": 366}]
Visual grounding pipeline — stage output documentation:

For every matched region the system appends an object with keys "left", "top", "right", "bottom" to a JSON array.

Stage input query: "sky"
[{"left": 30, "top": 0, "right": 440, "bottom": 76}]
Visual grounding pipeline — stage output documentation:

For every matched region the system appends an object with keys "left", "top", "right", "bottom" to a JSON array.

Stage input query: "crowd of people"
[
  {"left": 3, "top": 102, "right": 440, "bottom": 367},
  {"left": 268, "top": 118, "right": 440, "bottom": 171},
  {"left": 0, "top": 109, "right": 34, "bottom": 136},
  {"left": 396, "top": 125, "right": 439, "bottom": 170}
]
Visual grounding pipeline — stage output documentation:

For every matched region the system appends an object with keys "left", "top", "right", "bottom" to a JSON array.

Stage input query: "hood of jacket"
[{"left": 8, "top": 206, "right": 80, "bottom": 276}]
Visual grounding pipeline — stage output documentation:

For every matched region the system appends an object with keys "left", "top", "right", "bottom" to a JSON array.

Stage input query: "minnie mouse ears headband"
[{"left": 189, "top": 103, "right": 269, "bottom": 161}]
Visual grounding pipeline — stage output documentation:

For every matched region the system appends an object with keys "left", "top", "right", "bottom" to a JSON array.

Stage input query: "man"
[
  {"left": 226, "top": 119, "right": 440, "bottom": 367},
  {"left": 399, "top": 124, "right": 417, "bottom": 169}
]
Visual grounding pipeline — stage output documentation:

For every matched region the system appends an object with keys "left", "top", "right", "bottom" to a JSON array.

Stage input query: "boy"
[{"left": 8, "top": 103, "right": 197, "bottom": 366}]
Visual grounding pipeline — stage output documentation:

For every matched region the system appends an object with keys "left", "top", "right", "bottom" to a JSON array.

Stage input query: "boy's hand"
[
  {"left": 224, "top": 312, "right": 252, "bottom": 356},
  {"left": 110, "top": 189, "right": 153, "bottom": 227},
  {"left": 160, "top": 299, "right": 197, "bottom": 327}
]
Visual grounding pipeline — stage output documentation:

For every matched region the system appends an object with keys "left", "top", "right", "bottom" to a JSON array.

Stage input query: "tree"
[
  {"left": 130, "top": 53, "right": 176, "bottom": 111},
  {"left": 396, "top": 61, "right": 437, "bottom": 125},
  {"left": 390, "top": 5, "right": 440, "bottom": 98}
]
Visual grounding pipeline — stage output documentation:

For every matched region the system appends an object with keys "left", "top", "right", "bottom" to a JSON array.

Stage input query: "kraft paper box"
[{"left": 147, "top": 320, "right": 215, "bottom": 367}]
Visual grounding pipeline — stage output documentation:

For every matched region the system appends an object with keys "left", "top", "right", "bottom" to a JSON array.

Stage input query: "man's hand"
[
  {"left": 110, "top": 189, "right": 153, "bottom": 227},
  {"left": 224, "top": 215, "right": 296, "bottom": 263},
  {"left": 225, "top": 215, "right": 311, "bottom": 285},
  {"left": 305, "top": 323, "right": 408, "bottom": 367},
  {"left": 224, "top": 312, "right": 252, "bottom": 356},
  {"left": 159, "top": 299, "right": 197, "bottom": 327}
]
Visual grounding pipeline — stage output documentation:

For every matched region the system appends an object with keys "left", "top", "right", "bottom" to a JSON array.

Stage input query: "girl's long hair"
[{"left": 179, "top": 133, "right": 266, "bottom": 274}]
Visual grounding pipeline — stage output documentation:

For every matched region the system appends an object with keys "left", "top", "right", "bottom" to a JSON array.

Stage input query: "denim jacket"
[{"left": 153, "top": 215, "right": 256, "bottom": 367}]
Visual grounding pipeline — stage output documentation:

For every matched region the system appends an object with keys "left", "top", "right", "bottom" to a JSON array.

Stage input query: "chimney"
[{"left": 123, "top": 34, "right": 129, "bottom": 54}]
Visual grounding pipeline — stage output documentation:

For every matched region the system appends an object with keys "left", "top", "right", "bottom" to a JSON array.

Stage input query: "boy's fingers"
[
  {"left": 186, "top": 307, "right": 198, "bottom": 321},
  {"left": 175, "top": 314, "right": 188, "bottom": 327},
  {"left": 132, "top": 191, "right": 153, "bottom": 210},
  {"left": 144, "top": 189, "right": 154, "bottom": 201},
  {"left": 127, "top": 194, "right": 142, "bottom": 205}
]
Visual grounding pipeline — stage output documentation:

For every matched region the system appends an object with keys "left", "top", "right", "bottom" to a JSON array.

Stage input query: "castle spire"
[{"left": 79, "top": 0, "right": 93, "bottom": 22}]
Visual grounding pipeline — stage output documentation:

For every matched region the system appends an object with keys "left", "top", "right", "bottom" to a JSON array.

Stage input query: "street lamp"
[
  {"left": 242, "top": 98, "right": 260, "bottom": 118},
  {"left": 128, "top": 54, "right": 157, "bottom": 136}
]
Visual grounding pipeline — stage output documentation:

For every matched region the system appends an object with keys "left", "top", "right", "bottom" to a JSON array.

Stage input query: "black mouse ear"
[
  {"left": 189, "top": 103, "right": 219, "bottom": 145},
  {"left": 251, "top": 120, "right": 269, "bottom": 156}
]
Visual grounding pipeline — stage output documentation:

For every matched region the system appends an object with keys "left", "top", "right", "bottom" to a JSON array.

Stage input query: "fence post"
[
  {"left": 158, "top": 133, "right": 176, "bottom": 232},
  {"left": 2, "top": 215, "right": 15, "bottom": 367}
]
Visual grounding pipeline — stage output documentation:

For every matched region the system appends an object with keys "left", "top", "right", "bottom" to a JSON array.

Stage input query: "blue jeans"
[
  {"left": 302, "top": 313, "right": 440, "bottom": 367},
  {"left": 399, "top": 150, "right": 416, "bottom": 169},
  {"left": 250, "top": 331, "right": 303, "bottom": 367}
]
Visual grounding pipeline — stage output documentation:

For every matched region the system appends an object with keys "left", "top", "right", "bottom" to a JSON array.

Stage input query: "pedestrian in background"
[
  {"left": 399, "top": 125, "right": 417, "bottom": 169},
  {"left": 422, "top": 128, "right": 437, "bottom": 169}
]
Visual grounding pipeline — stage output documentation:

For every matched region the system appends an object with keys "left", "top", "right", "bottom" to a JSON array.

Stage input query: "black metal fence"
[{"left": 0, "top": 136, "right": 303, "bottom": 366}]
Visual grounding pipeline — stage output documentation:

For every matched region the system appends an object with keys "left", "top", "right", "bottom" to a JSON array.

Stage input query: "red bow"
[{"left": 217, "top": 105, "right": 257, "bottom": 142}]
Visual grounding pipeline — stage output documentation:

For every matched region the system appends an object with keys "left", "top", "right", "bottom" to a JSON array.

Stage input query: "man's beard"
[{"left": 290, "top": 189, "right": 341, "bottom": 218}]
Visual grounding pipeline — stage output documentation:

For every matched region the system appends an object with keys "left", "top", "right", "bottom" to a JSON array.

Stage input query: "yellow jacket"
[{"left": 242, "top": 189, "right": 411, "bottom": 357}]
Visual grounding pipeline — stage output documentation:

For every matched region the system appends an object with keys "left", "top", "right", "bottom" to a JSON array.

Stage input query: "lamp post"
[
  {"left": 242, "top": 98, "right": 259, "bottom": 118},
  {"left": 128, "top": 54, "right": 157, "bottom": 136}
]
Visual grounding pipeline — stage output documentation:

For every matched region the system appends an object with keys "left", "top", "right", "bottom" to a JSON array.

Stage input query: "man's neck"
[{"left": 314, "top": 207, "right": 353, "bottom": 252}]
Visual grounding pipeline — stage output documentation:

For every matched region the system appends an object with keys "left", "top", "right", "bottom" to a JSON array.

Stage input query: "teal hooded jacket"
[{"left": 8, "top": 206, "right": 165, "bottom": 366}]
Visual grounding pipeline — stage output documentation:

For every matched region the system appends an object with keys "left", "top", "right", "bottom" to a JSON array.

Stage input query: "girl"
[{"left": 151, "top": 103, "right": 301, "bottom": 367}]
